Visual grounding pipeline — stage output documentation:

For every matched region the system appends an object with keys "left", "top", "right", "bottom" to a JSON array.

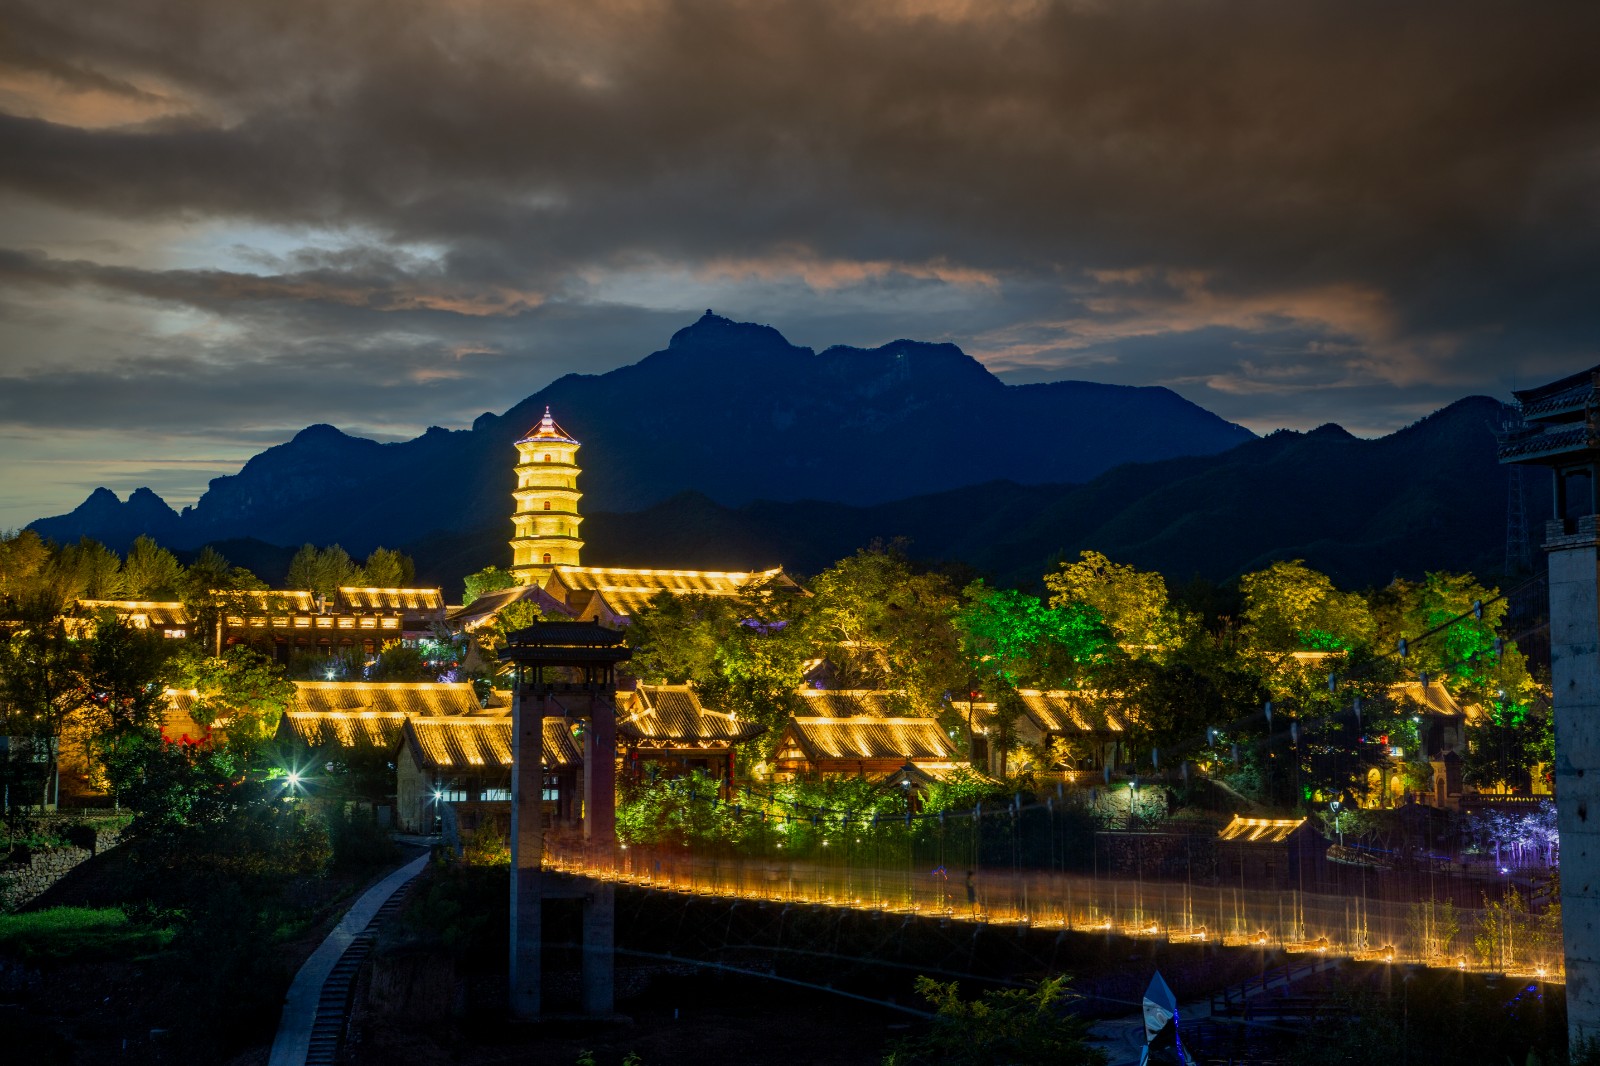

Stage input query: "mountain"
[
  {"left": 29, "top": 312, "right": 1254, "bottom": 553},
  {"left": 398, "top": 395, "right": 1537, "bottom": 594}
]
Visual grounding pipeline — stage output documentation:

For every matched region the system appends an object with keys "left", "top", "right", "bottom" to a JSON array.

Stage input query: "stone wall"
[{"left": 0, "top": 816, "right": 125, "bottom": 912}]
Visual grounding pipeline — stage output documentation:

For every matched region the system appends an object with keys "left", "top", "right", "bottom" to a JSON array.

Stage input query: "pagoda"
[{"left": 510, "top": 406, "right": 585, "bottom": 582}]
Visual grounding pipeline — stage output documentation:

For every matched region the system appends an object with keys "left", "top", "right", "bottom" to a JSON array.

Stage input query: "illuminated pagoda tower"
[{"left": 510, "top": 407, "right": 585, "bottom": 583}]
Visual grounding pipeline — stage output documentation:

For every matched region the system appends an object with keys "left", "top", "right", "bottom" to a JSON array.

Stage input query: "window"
[
  {"left": 542, "top": 553, "right": 552, "bottom": 564},
  {"left": 543, "top": 500, "right": 551, "bottom": 510},
  {"left": 543, "top": 453, "right": 551, "bottom": 462},
  {"left": 481, "top": 788, "right": 511, "bottom": 802},
  {"left": 542, "top": 774, "right": 560, "bottom": 803}
]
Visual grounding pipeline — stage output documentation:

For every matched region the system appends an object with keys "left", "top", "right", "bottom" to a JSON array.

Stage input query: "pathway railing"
[{"left": 544, "top": 841, "right": 1564, "bottom": 981}]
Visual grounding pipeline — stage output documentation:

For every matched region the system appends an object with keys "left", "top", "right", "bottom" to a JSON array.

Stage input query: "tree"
[
  {"left": 884, "top": 975, "right": 1106, "bottom": 1066},
  {"left": 955, "top": 580, "right": 1111, "bottom": 689},
  {"left": 0, "top": 596, "right": 82, "bottom": 807},
  {"left": 180, "top": 546, "right": 268, "bottom": 655},
  {"left": 0, "top": 529, "right": 52, "bottom": 607},
  {"left": 626, "top": 593, "right": 741, "bottom": 684},
  {"left": 356, "top": 547, "right": 414, "bottom": 588},
  {"left": 285, "top": 544, "right": 357, "bottom": 598},
  {"left": 48, "top": 537, "right": 128, "bottom": 600},
  {"left": 462, "top": 565, "right": 517, "bottom": 606},
  {"left": 1240, "top": 560, "right": 1374, "bottom": 654},
  {"left": 168, "top": 646, "right": 296, "bottom": 751},
  {"left": 800, "top": 543, "right": 963, "bottom": 713},
  {"left": 123, "top": 535, "right": 185, "bottom": 599},
  {"left": 370, "top": 640, "right": 432, "bottom": 681},
  {"left": 1045, "top": 550, "right": 1170, "bottom": 647},
  {"left": 626, "top": 583, "right": 809, "bottom": 755},
  {"left": 1101, "top": 617, "right": 1266, "bottom": 757}
]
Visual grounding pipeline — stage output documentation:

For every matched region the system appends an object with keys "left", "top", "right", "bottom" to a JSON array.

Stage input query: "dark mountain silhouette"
[
  {"left": 29, "top": 312, "right": 1253, "bottom": 553},
  {"left": 396, "top": 395, "right": 1537, "bottom": 595}
]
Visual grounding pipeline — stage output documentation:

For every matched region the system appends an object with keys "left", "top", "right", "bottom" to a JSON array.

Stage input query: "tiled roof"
[
  {"left": 1217, "top": 816, "right": 1307, "bottom": 844},
  {"left": 553, "top": 566, "right": 788, "bottom": 595},
  {"left": 503, "top": 620, "right": 627, "bottom": 647},
  {"left": 337, "top": 587, "right": 444, "bottom": 611},
  {"left": 161, "top": 689, "right": 209, "bottom": 743},
  {"left": 445, "top": 583, "right": 576, "bottom": 630},
  {"left": 1389, "top": 680, "right": 1465, "bottom": 717},
  {"left": 292, "top": 681, "right": 483, "bottom": 717},
  {"left": 401, "top": 716, "right": 582, "bottom": 769},
  {"left": 795, "top": 689, "right": 904, "bottom": 718},
  {"left": 77, "top": 600, "right": 190, "bottom": 626},
  {"left": 781, "top": 717, "right": 958, "bottom": 763},
  {"left": 619, "top": 684, "right": 765, "bottom": 743},
  {"left": 232, "top": 589, "right": 319, "bottom": 612},
  {"left": 1015, "top": 690, "right": 1126, "bottom": 734},
  {"left": 279, "top": 709, "right": 408, "bottom": 749}
]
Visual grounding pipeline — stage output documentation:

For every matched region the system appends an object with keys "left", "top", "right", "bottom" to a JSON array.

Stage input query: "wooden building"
[
  {"left": 74, "top": 587, "right": 448, "bottom": 663},
  {"left": 395, "top": 716, "right": 583, "bottom": 834},
  {"left": 616, "top": 684, "right": 765, "bottom": 784},
  {"left": 770, "top": 717, "right": 963, "bottom": 781},
  {"left": 1215, "top": 815, "right": 1319, "bottom": 889},
  {"left": 954, "top": 689, "right": 1126, "bottom": 778}
]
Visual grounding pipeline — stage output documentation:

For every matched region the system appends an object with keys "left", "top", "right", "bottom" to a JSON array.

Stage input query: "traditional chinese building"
[
  {"left": 75, "top": 586, "right": 447, "bottom": 663},
  {"left": 394, "top": 715, "right": 585, "bottom": 835},
  {"left": 770, "top": 717, "right": 963, "bottom": 781},
  {"left": 473, "top": 407, "right": 798, "bottom": 628},
  {"left": 954, "top": 689, "right": 1126, "bottom": 779},
  {"left": 616, "top": 683, "right": 765, "bottom": 785}
]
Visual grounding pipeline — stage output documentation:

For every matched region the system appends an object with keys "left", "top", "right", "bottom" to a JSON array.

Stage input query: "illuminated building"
[
  {"left": 770, "top": 716, "right": 963, "bottom": 781},
  {"left": 462, "top": 407, "right": 799, "bottom": 627},
  {"left": 75, "top": 587, "right": 446, "bottom": 662},
  {"left": 510, "top": 406, "right": 585, "bottom": 576}
]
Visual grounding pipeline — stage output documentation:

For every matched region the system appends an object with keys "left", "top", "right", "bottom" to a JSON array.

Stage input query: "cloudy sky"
[{"left": 1, "top": 0, "right": 1597, "bottom": 529}]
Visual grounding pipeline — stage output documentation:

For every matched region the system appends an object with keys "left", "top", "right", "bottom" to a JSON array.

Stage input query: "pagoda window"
[
  {"left": 543, "top": 553, "right": 552, "bottom": 564},
  {"left": 543, "top": 454, "right": 551, "bottom": 462},
  {"left": 543, "top": 500, "right": 551, "bottom": 510}
]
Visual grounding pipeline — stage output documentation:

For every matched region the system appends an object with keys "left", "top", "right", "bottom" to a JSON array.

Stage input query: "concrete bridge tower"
[
  {"left": 499, "top": 620, "right": 630, "bottom": 1020},
  {"left": 511, "top": 407, "right": 585, "bottom": 583},
  {"left": 1500, "top": 366, "right": 1600, "bottom": 1051}
]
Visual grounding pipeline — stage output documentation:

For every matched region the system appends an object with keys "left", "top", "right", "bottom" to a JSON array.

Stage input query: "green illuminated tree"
[
  {"left": 370, "top": 639, "right": 431, "bottom": 681},
  {"left": 1044, "top": 549, "right": 1170, "bottom": 647},
  {"left": 624, "top": 592, "right": 736, "bottom": 684},
  {"left": 0, "top": 596, "right": 82, "bottom": 807},
  {"left": 954, "top": 580, "right": 1112, "bottom": 689}
]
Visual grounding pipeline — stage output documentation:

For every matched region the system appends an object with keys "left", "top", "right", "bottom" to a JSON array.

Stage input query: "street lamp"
[{"left": 1330, "top": 799, "right": 1344, "bottom": 847}]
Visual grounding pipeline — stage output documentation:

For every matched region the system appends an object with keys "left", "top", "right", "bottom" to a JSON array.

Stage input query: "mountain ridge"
[{"left": 29, "top": 312, "right": 1255, "bottom": 553}]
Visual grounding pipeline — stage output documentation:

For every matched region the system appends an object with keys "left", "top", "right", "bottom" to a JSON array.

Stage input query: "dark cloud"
[{"left": 0, "top": 0, "right": 1598, "bottom": 525}]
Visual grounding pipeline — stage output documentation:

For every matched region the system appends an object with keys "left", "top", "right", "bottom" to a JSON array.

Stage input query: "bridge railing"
[{"left": 544, "top": 841, "right": 1563, "bottom": 980}]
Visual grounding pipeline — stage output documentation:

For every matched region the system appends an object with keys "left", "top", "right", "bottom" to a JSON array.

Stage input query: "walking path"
[{"left": 268, "top": 852, "right": 430, "bottom": 1066}]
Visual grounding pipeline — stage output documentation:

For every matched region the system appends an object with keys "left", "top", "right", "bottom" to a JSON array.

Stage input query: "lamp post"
[{"left": 1330, "top": 799, "right": 1344, "bottom": 848}]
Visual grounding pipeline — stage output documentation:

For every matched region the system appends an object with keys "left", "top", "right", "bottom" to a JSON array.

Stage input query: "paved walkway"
[{"left": 268, "top": 852, "right": 430, "bottom": 1066}]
